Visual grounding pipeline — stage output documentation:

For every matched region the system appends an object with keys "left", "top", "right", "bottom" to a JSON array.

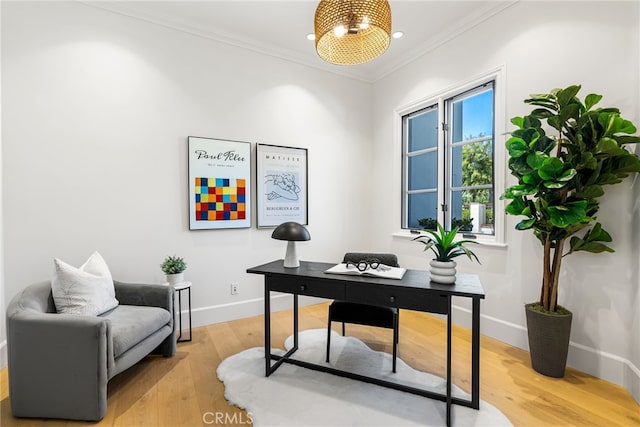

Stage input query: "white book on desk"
[{"left": 324, "top": 263, "right": 407, "bottom": 280}]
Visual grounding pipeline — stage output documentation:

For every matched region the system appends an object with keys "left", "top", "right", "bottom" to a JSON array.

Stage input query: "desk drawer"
[
  {"left": 267, "top": 276, "right": 345, "bottom": 299},
  {"left": 346, "top": 284, "right": 449, "bottom": 314}
]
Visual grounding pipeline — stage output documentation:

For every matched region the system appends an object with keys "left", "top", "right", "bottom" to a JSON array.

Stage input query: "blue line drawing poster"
[{"left": 256, "top": 144, "right": 308, "bottom": 227}]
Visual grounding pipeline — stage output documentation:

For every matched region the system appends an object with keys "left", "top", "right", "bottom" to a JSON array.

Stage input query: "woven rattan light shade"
[{"left": 314, "top": 0, "right": 391, "bottom": 65}]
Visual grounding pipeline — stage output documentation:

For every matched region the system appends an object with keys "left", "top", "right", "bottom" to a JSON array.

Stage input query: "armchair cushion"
[
  {"left": 102, "top": 305, "right": 171, "bottom": 358},
  {"left": 51, "top": 252, "right": 118, "bottom": 316}
]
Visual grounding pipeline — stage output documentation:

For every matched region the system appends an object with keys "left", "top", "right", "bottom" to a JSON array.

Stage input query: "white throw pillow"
[{"left": 51, "top": 251, "right": 119, "bottom": 316}]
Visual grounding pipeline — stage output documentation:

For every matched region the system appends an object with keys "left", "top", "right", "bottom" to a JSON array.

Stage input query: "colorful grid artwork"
[{"left": 194, "top": 178, "right": 246, "bottom": 221}]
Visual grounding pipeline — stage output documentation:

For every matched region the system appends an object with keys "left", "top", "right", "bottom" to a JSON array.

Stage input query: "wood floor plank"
[{"left": 1, "top": 302, "right": 638, "bottom": 426}]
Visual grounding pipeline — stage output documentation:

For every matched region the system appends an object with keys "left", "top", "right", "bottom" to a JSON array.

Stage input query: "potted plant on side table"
[
  {"left": 161, "top": 255, "right": 187, "bottom": 285},
  {"left": 412, "top": 222, "right": 480, "bottom": 284},
  {"left": 502, "top": 84, "right": 640, "bottom": 377}
]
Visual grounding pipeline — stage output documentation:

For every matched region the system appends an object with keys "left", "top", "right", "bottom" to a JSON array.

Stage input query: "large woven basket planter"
[{"left": 525, "top": 303, "right": 573, "bottom": 378}]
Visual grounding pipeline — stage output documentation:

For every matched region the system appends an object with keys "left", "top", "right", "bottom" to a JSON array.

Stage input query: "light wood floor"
[{"left": 1, "top": 302, "right": 639, "bottom": 426}]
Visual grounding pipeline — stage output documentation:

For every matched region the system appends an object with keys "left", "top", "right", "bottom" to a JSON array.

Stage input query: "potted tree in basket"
[
  {"left": 502, "top": 85, "right": 640, "bottom": 377},
  {"left": 161, "top": 255, "right": 187, "bottom": 285},
  {"left": 412, "top": 222, "right": 480, "bottom": 284}
]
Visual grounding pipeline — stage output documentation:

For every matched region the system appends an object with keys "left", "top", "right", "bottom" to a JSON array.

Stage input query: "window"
[{"left": 402, "top": 80, "right": 497, "bottom": 237}]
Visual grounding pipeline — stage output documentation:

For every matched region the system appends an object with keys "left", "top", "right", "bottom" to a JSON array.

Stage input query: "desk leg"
[
  {"left": 177, "top": 289, "right": 183, "bottom": 342},
  {"left": 446, "top": 295, "right": 452, "bottom": 427},
  {"left": 293, "top": 293, "right": 299, "bottom": 351},
  {"left": 264, "top": 285, "right": 272, "bottom": 377},
  {"left": 471, "top": 296, "right": 481, "bottom": 409}
]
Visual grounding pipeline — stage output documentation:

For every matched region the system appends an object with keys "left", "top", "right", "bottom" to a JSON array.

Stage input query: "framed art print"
[
  {"left": 256, "top": 143, "right": 308, "bottom": 227},
  {"left": 188, "top": 136, "right": 251, "bottom": 230}
]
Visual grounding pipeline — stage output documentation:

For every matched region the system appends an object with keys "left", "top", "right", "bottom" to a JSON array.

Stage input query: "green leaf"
[
  {"left": 615, "top": 135, "right": 640, "bottom": 145},
  {"left": 509, "top": 156, "right": 533, "bottom": 176},
  {"left": 526, "top": 152, "right": 548, "bottom": 169},
  {"left": 547, "top": 115, "right": 562, "bottom": 131},
  {"left": 505, "top": 197, "right": 527, "bottom": 215},
  {"left": 510, "top": 116, "right": 524, "bottom": 128},
  {"left": 586, "top": 223, "right": 612, "bottom": 243},
  {"left": 584, "top": 93, "right": 602, "bottom": 111},
  {"left": 547, "top": 200, "right": 588, "bottom": 228},
  {"left": 522, "top": 172, "right": 541, "bottom": 185},
  {"left": 506, "top": 137, "right": 528, "bottom": 158},
  {"left": 618, "top": 119, "right": 636, "bottom": 134},
  {"left": 578, "top": 242, "right": 615, "bottom": 253},
  {"left": 538, "top": 157, "right": 564, "bottom": 180},
  {"left": 530, "top": 108, "right": 555, "bottom": 119},
  {"left": 504, "top": 184, "right": 537, "bottom": 197},
  {"left": 596, "top": 137, "right": 625, "bottom": 155},
  {"left": 543, "top": 181, "right": 568, "bottom": 189},
  {"left": 516, "top": 218, "right": 536, "bottom": 230},
  {"left": 598, "top": 112, "right": 617, "bottom": 136},
  {"left": 576, "top": 185, "right": 604, "bottom": 199},
  {"left": 613, "top": 155, "right": 640, "bottom": 174},
  {"left": 558, "top": 103, "right": 581, "bottom": 123},
  {"left": 556, "top": 85, "right": 581, "bottom": 106},
  {"left": 523, "top": 115, "right": 543, "bottom": 129},
  {"left": 569, "top": 236, "right": 584, "bottom": 252},
  {"left": 557, "top": 168, "right": 577, "bottom": 182},
  {"left": 598, "top": 173, "right": 623, "bottom": 185},
  {"left": 578, "top": 152, "right": 598, "bottom": 170}
]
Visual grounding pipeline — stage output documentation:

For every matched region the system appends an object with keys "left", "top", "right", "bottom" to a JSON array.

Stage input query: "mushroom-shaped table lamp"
[{"left": 271, "top": 221, "right": 311, "bottom": 268}]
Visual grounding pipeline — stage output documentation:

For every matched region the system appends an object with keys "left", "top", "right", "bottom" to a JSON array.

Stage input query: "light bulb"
[
  {"left": 333, "top": 25, "right": 346, "bottom": 37},
  {"left": 359, "top": 16, "right": 370, "bottom": 30}
]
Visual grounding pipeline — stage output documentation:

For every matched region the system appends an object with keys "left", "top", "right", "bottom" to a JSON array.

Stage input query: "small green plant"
[
  {"left": 412, "top": 222, "right": 480, "bottom": 263},
  {"left": 417, "top": 217, "right": 438, "bottom": 230},
  {"left": 160, "top": 255, "right": 187, "bottom": 274},
  {"left": 452, "top": 217, "right": 474, "bottom": 231}
]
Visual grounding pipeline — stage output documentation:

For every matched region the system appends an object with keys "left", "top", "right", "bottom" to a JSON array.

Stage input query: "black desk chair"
[{"left": 326, "top": 252, "right": 400, "bottom": 373}]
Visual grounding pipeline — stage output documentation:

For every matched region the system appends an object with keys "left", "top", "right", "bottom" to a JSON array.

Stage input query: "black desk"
[{"left": 247, "top": 260, "right": 485, "bottom": 426}]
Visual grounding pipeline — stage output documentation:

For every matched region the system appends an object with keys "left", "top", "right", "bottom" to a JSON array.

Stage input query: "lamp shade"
[
  {"left": 271, "top": 222, "right": 311, "bottom": 242},
  {"left": 314, "top": 0, "right": 392, "bottom": 65}
]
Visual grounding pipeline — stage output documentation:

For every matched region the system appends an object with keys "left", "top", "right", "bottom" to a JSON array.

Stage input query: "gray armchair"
[{"left": 6, "top": 280, "right": 176, "bottom": 421}]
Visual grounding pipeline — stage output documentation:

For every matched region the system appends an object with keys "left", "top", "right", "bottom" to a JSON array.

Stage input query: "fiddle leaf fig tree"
[{"left": 502, "top": 85, "right": 640, "bottom": 313}]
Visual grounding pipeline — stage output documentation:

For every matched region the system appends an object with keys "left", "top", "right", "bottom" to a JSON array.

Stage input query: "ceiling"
[{"left": 85, "top": 1, "right": 518, "bottom": 83}]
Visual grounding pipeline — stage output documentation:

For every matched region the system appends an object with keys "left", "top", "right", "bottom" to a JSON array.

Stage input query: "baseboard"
[
  {"left": 185, "top": 297, "right": 640, "bottom": 404},
  {"left": 187, "top": 294, "right": 327, "bottom": 329},
  {"left": 452, "top": 303, "right": 640, "bottom": 403},
  {"left": 624, "top": 360, "right": 640, "bottom": 403},
  {"left": 0, "top": 340, "right": 6, "bottom": 369}
]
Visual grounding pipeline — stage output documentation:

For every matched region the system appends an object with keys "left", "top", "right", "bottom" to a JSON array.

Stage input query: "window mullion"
[{"left": 437, "top": 97, "right": 447, "bottom": 228}]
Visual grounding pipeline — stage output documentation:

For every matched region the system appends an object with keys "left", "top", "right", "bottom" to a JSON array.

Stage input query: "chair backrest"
[{"left": 342, "top": 252, "right": 399, "bottom": 267}]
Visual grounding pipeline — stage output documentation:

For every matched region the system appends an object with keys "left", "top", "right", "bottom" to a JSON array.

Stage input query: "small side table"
[{"left": 173, "top": 281, "right": 192, "bottom": 342}]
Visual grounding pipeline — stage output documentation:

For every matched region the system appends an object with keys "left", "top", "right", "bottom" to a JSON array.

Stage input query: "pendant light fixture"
[{"left": 314, "top": 0, "right": 392, "bottom": 65}]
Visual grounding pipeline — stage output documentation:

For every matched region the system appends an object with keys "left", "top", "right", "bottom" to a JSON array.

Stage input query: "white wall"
[
  {"left": 0, "top": 0, "right": 5, "bottom": 367},
  {"left": 372, "top": 1, "right": 640, "bottom": 399},
  {"left": 1, "top": 1, "right": 373, "bottom": 338},
  {"left": 630, "top": 1, "right": 640, "bottom": 402},
  {"left": 2, "top": 0, "right": 639, "bottom": 403}
]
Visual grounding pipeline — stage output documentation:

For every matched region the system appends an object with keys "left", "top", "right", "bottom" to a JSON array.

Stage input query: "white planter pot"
[
  {"left": 166, "top": 273, "right": 184, "bottom": 285},
  {"left": 429, "top": 260, "right": 456, "bottom": 284}
]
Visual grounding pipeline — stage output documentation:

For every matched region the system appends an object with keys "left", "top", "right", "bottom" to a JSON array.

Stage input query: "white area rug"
[{"left": 217, "top": 329, "right": 511, "bottom": 427}]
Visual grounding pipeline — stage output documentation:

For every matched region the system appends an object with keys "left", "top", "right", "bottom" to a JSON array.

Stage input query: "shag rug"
[{"left": 217, "top": 329, "right": 512, "bottom": 427}]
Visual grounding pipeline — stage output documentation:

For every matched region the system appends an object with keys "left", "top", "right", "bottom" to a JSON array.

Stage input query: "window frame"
[{"left": 396, "top": 67, "right": 506, "bottom": 246}]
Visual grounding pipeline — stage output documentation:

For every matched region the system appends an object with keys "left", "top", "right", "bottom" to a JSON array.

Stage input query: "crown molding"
[{"left": 79, "top": 1, "right": 519, "bottom": 84}]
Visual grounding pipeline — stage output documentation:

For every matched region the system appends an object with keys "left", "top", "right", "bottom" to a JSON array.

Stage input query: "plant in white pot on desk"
[
  {"left": 412, "top": 222, "right": 480, "bottom": 284},
  {"left": 161, "top": 255, "right": 187, "bottom": 285}
]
